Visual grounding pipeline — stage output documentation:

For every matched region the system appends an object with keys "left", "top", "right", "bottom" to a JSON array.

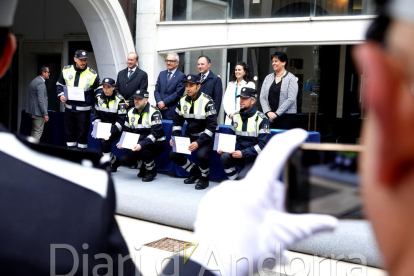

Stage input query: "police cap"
[
  {"left": 102, "top": 78, "right": 116, "bottom": 87},
  {"left": 75, "top": 50, "right": 88, "bottom": 59},
  {"left": 185, "top": 74, "right": 201, "bottom": 84},
  {"left": 133, "top": 90, "right": 149, "bottom": 99},
  {"left": 237, "top": 87, "right": 257, "bottom": 99}
]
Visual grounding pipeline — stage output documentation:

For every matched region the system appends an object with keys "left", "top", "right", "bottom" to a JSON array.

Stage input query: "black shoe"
[
  {"left": 142, "top": 170, "right": 157, "bottom": 182},
  {"left": 195, "top": 178, "right": 209, "bottom": 190},
  {"left": 137, "top": 167, "right": 147, "bottom": 178},
  {"left": 184, "top": 174, "right": 201, "bottom": 184},
  {"left": 110, "top": 158, "right": 121, "bottom": 173}
]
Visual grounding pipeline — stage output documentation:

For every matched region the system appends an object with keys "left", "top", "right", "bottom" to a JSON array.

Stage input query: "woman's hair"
[
  {"left": 229, "top": 61, "right": 252, "bottom": 83},
  {"left": 270, "top": 51, "right": 288, "bottom": 65}
]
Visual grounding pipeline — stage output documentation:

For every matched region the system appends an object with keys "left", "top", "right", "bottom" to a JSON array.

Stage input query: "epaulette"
[
  {"left": 257, "top": 112, "right": 267, "bottom": 119},
  {"left": 88, "top": 67, "right": 97, "bottom": 74},
  {"left": 202, "top": 93, "right": 213, "bottom": 101},
  {"left": 116, "top": 93, "right": 125, "bottom": 100},
  {"left": 63, "top": 65, "right": 71, "bottom": 69},
  {"left": 151, "top": 105, "right": 159, "bottom": 110}
]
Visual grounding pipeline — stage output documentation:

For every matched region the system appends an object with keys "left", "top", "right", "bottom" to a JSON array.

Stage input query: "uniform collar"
[
  {"left": 240, "top": 105, "right": 257, "bottom": 120},
  {"left": 74, "top": 64, "right": 87, "bottom": 73},
  {"left": 133, "top": 102, "right": 150, "bottom": 114},
  {"left": 101, "top": 91, "right": 116, "bottom": 101},
  {"left": 185, "top": 90, "right": 202, "bottom": 102}
]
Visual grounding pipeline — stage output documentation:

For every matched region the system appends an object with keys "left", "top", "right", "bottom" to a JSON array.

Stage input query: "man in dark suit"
[
  {"left": 197, "top": 55, "right": 223, "bottom": 113},
  {"left": 154, "top": 52, "right": 186, "bottom": 119},
  {"left": 0, "top": 2, "right": 135, "bottom": 275},
  {"left": 116, "top": 52, "right": 148, "bottom": 107},
  {"left": 25, "top": 66, "right": 50, "bottom": 140}
]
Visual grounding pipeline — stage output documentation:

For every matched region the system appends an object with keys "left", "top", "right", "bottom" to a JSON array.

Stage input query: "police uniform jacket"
[
  {"left": 92, "top": 91, "right": 127, "bottom": 134},
  {"left": 230, "top": 105, "right": 271, "bottom": 161},
  {"left": 124, "top": 103, "right": 166, "bottom": 149},
  {"left": 0, "top": 126, "right": 135, "bottom": 275},
  {"left": 172, "top": 91, "right": 217, "bottom": 147},
  {"left": 56, "top": 64, "right": 102, "bottom": 111}
]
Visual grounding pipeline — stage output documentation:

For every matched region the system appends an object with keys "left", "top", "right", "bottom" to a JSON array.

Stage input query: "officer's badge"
[
  {"left": 183, "top": 105, "right": 188, "bottom": 112},
  {"left": 105, "top": 78, "right": 109, "bottom": 82},
  {"left": 156, "top": 120, "right": 161, "bottom": 124},
  {"left": 99, "top": 98, "right": 104, "bottom": 105},
  {"left": 233, "top": 122, "right": 238, "bottom": 128},
  {"left": 131, "top": 117, "right": 135, "bottom": 123},
  {"left": 137, "top": 90, "right": 140, "bottom": 94},
  {"left": 69, "top": 75, "right": 73, "bottom": 80},
  {"left": 265, "top": 124, "right": 269, "bottom": 133},
  {"left": 242, "top": 88, "right": 246, "bottom": 91},
  {"left": 187, "top": 76, "right": 191, "bottom": 80},
  {"left": 82, "top": 51, "right": 86, "bottom": 56}
]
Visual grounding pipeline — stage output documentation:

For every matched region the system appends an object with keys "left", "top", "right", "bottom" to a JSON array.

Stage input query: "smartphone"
[{"left": 284, "top": 143, "right": 364, "bottom": 219}]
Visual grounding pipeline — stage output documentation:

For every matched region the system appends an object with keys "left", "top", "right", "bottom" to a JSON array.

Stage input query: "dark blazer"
[
  {"left": 26, "top": 76, "right": 48, "bottom": 116},
  {"left": 116, "top": 67, "right": 148, "bottom": 106},
  {"left": 0, "top": 127, "right": 136, "bottom": 275},
  {"left": 199, "top": 71, "right": 223, "bottom": 113},
  {"left": 154, "top": 69, "right": 186, "bottom": 119}
]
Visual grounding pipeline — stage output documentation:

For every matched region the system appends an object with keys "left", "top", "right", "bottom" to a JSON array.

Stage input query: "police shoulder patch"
[
  {"left": 116, "top": 93, "right": 125, "bottom": 100},
  {"left": 63, "top": 65, "right": 71, "bottom": 69},
  {"left": 257, "top": 112, "right": 267, "bottom": 119},
  {"left": 89, "top": 67, "right": 97, "bottom": 74}
]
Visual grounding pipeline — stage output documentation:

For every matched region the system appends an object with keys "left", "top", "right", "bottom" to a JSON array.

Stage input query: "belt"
[{"left": 65, "top": 104, "right": 92, "bottom": 111}]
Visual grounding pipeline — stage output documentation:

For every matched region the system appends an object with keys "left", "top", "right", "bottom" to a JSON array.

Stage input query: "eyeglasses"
[{"left": 165, "top": 60, "right": 177, "bottom": 63}]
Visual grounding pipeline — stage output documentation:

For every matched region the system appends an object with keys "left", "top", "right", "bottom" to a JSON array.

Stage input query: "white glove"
[{"left": 191, "top": 129, "right": 338, "bottom": 276}]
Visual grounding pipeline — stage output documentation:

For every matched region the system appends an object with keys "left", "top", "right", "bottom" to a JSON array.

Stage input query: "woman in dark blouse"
[{"left": 260, "top": 52, "right": 298, "bottom": 129}]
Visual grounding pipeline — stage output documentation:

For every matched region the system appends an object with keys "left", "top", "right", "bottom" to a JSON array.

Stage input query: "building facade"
[{"left": 3, "top": 0, "right": 375, "bottom": 143}]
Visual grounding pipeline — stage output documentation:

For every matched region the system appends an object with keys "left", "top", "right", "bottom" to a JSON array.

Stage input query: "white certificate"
[
  {"left": 118, "top": 132, "right": 140, "bottom": 150},
  {"left": 172, "top": 136, "right": 191, "bottom": 154},
  {"left": 92, "top": 122, "right": 112, "bottom": 139},
  {"left": 65, "top": 86, "right": 85, "bottom": 101},
  {"left": 213, "top": 133, "right": 236, "bottom": 152}
]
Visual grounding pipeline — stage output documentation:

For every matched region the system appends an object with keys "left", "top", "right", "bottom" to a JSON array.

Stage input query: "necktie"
[
  {"left": 128, "top": 70, "right": 133, "bottom": 79},
  {"left": 200, "top": 74, "right": 206, "bottom": 83},
  {"left": 167, "top": 71, "right": 172, "bottom": 83}
]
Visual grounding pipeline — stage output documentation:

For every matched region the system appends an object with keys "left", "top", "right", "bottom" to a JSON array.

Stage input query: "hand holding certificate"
[
  {"left": 172, "top": 136, "right": 191, "bottom": 154},
  {"left": 92, "top": 122, "right": 112, "bottom": 139},
  {"left": 64, "top": 86, "right": 85, "bottom": 102},
  {"left": 213, "top": 133, "right": 236, "bottom": 153},
  {"left": 118, "top": 132, "right": 140, "bottom": 150}
]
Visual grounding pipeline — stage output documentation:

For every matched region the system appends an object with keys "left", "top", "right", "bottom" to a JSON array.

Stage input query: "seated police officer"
[
  {"left": 169, "top": 74, "right": 217, "bottom": 190},
  {"left": 92, "top": 78, "right": 126, "bottom": 172},
  {"left": 117, "top": 90, "right": 166, "bottom": 182},
  {"left": 218, "top": 87, "right": 271, "bottom": 180}
]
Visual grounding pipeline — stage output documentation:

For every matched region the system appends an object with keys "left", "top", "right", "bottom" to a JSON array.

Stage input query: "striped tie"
[
  {"left": 128, "top": 70, "right": 133, "bottom": 79},
  {"left": 200, "top": 74, "right": 206, "bottom": 83}
]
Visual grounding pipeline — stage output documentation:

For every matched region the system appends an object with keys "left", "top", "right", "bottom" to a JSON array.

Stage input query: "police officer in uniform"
[
  {"left": 0, "top": 1, "right": 136, "bottom": 274},
  {"left": 92, "top": 78, "right": 126, "bottom": 172},
  {"left": 57, "top": 50, "right": 102, "bottom": 150},
  {"left": 117, "top": 90, "right": 166, "bottom": 182},
  {"left": 219, "top": 87, "right": 271, "bottom": 180},
  {"left": 169, "top": 74, "right": 217, "bottom": 190}
]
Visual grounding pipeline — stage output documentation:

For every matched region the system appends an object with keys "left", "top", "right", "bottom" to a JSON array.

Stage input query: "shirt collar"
[
  {"left": 201, "top": 70, "right": 210, "bottom": 78},
  {"left": 168, "top": 67, "right": 178, "bottom": 75},
  {"left": 128, "top": 66, "right": 137, "bottom": 73},
  {"left": 39, "top": 76, "right": 46, "bottom": 82}
]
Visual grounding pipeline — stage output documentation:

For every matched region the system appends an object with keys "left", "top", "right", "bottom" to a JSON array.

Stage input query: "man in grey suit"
[{"left": 25, "top": 66, "right": 50, "bottom": 140}]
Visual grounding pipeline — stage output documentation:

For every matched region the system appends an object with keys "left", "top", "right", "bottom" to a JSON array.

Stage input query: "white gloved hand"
[{"left": 191, "top": 129, "right": 338, "bottom": 276}]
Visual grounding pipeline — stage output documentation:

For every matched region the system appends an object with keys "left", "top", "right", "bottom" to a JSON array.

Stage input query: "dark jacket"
[
  {"left": 92, "top": 91, "right": 127, "bottom": 134},
  {"left": 154, "top": 69, "right": 186, "bottom": 119},
  {"left": 172, "top": 91, "right": 217, "bottom": 147},
  {"left": 230, "top": 105, "right": 271, "bottom": 160},
  {"left": 0, "top": 126, "right": 136, "bottom": 275},
  {"left": 124, "top": 103, "right": 166, "bottom": 149},
  {"left": 26, "top": 76, "right": 48, "bottom": 116},
  {"left": 199, "top": 71, "right": 223, "bottom": 113},
  {"left": 116, "top": 67, "right": 148, "bottom": 106}
]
